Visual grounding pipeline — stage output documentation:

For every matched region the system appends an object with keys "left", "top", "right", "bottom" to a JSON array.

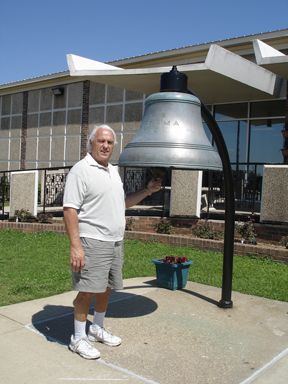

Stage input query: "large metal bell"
[{"left": 118, "top": 91, "right": 222, "bottom": 171}]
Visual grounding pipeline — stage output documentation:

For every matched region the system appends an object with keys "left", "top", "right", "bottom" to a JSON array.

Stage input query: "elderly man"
[{"left": 63, "top": 124, "right": 161, "bottom": 359}]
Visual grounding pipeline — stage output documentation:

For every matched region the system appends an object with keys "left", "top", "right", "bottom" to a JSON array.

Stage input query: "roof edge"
[
  {"left": 0, "top": 71, "right": 70, "bottom": 92},
  {"left": 108, "top": 29, "right": 288, "bottom": 67}
]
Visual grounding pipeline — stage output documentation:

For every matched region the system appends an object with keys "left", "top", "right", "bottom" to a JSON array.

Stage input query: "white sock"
[
  {"left": 74, "top": 319, "right": 86, "bottom": 340},
  {"left": 91, "top": 311, "right": 106, "bottom": 331}
]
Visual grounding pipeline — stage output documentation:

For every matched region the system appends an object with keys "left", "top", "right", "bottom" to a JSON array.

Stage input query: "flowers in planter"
[
  {"left": 152, "top": 256, "right": 193, "bottom": 290},
  {"left": 158, "top": 256, "right": 188, "bottom": 264}
]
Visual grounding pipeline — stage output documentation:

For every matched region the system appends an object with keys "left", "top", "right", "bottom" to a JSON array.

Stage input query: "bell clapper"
[{"left": 150, "top": 167, "right": 166, "bottom": 181}]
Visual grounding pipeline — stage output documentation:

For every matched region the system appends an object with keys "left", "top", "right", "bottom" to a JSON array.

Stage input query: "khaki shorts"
[{"left": 72, "top": 238, "right": 124, "bottom": 293}]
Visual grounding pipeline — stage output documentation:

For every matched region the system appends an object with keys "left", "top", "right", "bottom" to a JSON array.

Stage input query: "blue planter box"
[{"left": 152, "top": 259, "right": 194, "bottom": 291}]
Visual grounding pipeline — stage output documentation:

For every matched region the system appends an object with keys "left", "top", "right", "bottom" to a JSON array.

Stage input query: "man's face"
[{"left": 90, "top": 128, "right": 115, "bottom": 167}]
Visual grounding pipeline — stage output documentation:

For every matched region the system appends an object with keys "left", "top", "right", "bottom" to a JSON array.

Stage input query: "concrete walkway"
[{"left": 0, "top": 277, "right": 287, "bottom": 384}]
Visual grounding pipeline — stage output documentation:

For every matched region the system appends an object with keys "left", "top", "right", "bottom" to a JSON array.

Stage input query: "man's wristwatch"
[{"left": 145, "top": 187, "right": 152, "bottom": 196}]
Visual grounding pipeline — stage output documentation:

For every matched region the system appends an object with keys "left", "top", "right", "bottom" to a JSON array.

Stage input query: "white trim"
[
  {"left": 197, "top": 171, "right": 203, "bottom": 218},
  {"left": 240, "top": 347, "right": 288, "bottom": 384},
  {"left": 0, "top": 72, "right": 70, "bottom": 92},
  {"left": 109, "top": 29, "right": 288, "bottom": 67},
  {"left": 67, "top": 54, "right": 122, "bottom": 74}
]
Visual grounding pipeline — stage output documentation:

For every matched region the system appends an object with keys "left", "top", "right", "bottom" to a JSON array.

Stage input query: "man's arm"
[
  {"left": 125, "top": 178, "right": 162, "bottom": 208},
  {"left": 63, "top": 207, "right": 85, "bottom": 273}
]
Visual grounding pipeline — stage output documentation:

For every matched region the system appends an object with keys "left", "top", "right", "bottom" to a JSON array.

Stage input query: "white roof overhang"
[
  {"left": 253, "top": 39, "right": 288, "bottom": 80},
  {"left": 67, "top": 44, "right": 284, "bottom": 104}
]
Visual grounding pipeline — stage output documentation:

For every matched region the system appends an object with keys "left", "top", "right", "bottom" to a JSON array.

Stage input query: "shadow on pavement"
[
  {"left": 31, "top": 291, "right": 158, "bottom": 345},
  {"left": 31, "top": 305, "right": 75, "bottom": 346},
  {"left": 30, "top": 279, "right": 218, "bottom": 347}
]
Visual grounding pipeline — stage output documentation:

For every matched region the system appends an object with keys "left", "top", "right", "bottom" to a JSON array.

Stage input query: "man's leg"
[
  {"left": 92, "top": 287, "right": 111, "bottom": 330},
  {"left": 88, "top": 286, "right": 121, "bottom": 346},
  {"left": 95, "top": 286, "right": 111, "bottom": 313},
  {"left": 69, "top": 291, "right": 101, "bottom": 359},
  {"left": 73, "top": 291, "right": 94, "bottom": 339},
  {"left": 74, "top": 291, "right": 94, "bottom": 321}
]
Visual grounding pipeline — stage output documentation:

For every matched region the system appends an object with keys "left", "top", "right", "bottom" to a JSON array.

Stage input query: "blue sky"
[{"left": 1, "top": 0, "right": 288, "bottom": 85}]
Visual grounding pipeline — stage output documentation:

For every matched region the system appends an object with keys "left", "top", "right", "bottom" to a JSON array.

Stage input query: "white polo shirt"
[{"left": 63, "top": 153, "right": 126, "bottom": 241}]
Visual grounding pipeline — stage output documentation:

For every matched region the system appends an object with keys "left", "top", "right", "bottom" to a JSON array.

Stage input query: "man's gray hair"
[{"left": 87, "top": 125, "right": 118, "bottom": 151}]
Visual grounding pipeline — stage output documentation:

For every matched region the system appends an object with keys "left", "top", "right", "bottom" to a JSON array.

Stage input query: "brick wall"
[
  {"left": 127, "top": 216, "right": 288, "bottom": 243},
  {"left": 20, "top": 91, "right": 28, "bottom": 170},
  {"left": 0, "top": 221, "right": 67, "bottom": 235},
  {"left": 81, "top": 80, "right": 90, "bottom": 159},
  {"left": 1, "top": 218, "right": 287, "bottom": 264}
]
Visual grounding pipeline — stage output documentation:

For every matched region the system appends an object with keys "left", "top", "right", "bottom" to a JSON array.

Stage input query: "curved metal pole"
[{"left": 188, "top": 89, "right": 235, "bottom": 308}]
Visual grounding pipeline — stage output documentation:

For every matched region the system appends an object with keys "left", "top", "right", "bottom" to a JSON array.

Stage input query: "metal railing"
[
  {"left": 0, "top": 167, "right": 72, "bottom": 220},
  {"left": 0, "top": 162, "right": 284, "bottom": 220},
  {"left": 42, "top": 167, "right": 72, "bottom": 211},
  {"left": 202, "top": 163, "right": 274, "bottom": 214}
]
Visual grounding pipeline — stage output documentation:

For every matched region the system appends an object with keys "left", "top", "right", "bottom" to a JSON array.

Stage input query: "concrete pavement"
[{"left": 0, "top": 277, "right": 287, "bottom": 384}]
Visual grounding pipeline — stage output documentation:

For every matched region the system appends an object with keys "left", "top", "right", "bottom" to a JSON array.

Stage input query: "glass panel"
[
  {"left": 250, "top": 100, "right": 286, "bottom": 118},
  {"left": 249, "top": 119, "right": 284, "bottom": 163},
  {"left": 215, "top": 103, "right": 248, "bottom": 120},
  {"left": 217, "top": 121, "right": 248, "bottom": 163}
]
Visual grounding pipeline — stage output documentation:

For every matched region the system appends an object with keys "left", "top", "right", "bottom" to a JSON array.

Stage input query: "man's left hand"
[{"left": 147, "top": 178, "right": 162, "bottom": 193}]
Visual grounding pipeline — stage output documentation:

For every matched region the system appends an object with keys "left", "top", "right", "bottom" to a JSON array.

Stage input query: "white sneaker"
[
  {"left": 88, "top": 326, "right": 121, "bottom": 346},
  {"left": 69, "top": 335, "right": 101, "bottom": 359}
]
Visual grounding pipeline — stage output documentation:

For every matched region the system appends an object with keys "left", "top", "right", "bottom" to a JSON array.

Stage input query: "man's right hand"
[
  {"left": 70, "top": 245, "right": 85, "bottom": 273},
  {"left": 63, "top": 207, "right": 85, "bottom": 273}
]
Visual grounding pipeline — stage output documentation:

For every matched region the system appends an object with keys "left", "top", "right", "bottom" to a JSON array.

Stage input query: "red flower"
[{"left": 159, "top": 256, "right": 188, "bottom": 264}]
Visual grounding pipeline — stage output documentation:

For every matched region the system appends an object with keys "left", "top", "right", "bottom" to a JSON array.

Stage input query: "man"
[{"left": 63, "top": 124, "right": 161, "bottom": 359}]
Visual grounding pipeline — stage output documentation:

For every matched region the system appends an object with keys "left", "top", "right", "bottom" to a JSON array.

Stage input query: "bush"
[
  {"left": 9, "top": 209, "right": 34, "bottom": 222},
  {"left": 36, "top": 213, "right": 53, "bottom": 223},
  {"left": 155, "top": 218, "right": 174, "bottom": 234},
  {"left": 9, "top": 209, "right": 53, "bottom": 223},
  {"left": 235, "top": 216, "right": 257, "bottom": 244},
  {"left": 191, "top": 219, "right": 223, "bottom": 240},
  {"left": 279, "top": 236, "right": 288, "bottom": 249},
  {"left": 125, "top": 217, "right": 134, "bottom": 231}
]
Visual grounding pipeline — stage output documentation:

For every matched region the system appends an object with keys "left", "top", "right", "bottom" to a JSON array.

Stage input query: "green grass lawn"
[{"left": 0, "top": 230, "right": 287, "bottom": 306}]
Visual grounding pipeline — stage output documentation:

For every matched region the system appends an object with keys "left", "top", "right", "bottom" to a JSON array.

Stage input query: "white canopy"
[
  {"left": 67, "top": 44, "right": 284, "bottom": 104},
  {"left": 253, "top": 39, "right": 288, "bottom": 80}
]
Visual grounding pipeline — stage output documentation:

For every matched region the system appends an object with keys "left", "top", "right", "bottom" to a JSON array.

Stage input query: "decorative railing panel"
[
  {"left": 202, "top": 163, "right": 264, "bottom": 212},
  {"left": 124, "top": 168, "right": 165, "bottom": 207},
  {"left": 44, "top": 170, "right": 70, "bottom": 207}
]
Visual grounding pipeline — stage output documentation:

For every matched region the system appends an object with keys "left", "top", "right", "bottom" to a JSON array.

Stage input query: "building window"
[
  {"left": 209, "top": 100, "right": 286, "bottom": 166},
  {"left": 214, "top": 103, "right": 248, "bottom": 120},
  {"left": 250, "top": 100, "right": 286, "bottom": 118},
  {"left": 0, "top": 93, "right": 23, "bottom": 171},
  {"left": 217, "top": 120, "right": 248, "bottom": 165},
  {"left": 249, "top": 119, "right": 284, "bottom": 163}
]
